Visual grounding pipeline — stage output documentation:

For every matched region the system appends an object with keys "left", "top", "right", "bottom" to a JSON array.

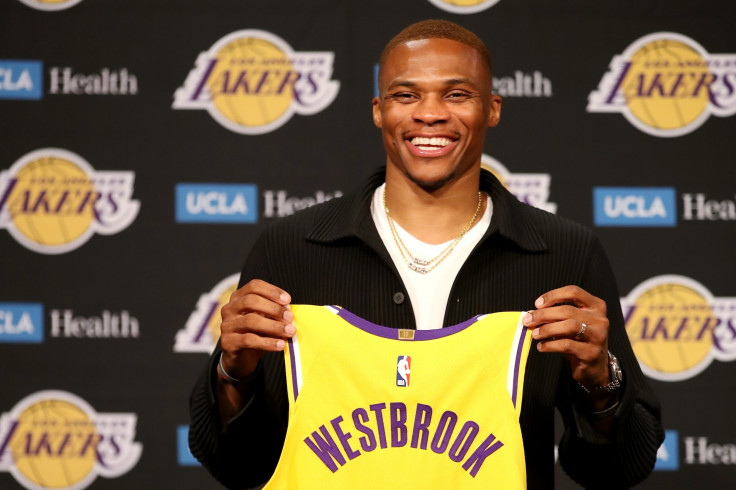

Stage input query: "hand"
[
  {"left": 522, "top": 285, "right": 611, "bottom": 390},
  {"left": 219, "top": 279, "right": 294, "bottom": 381}
]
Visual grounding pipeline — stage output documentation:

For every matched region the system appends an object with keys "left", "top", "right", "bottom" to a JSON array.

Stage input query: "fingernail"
[
  {"left": 522, "top": 313, "right": 532, "bottom": 325},
  {"left": 532, "top": 328, "right": 540, "bottom": 339},
  {"left": 283, "top": 310, "right": 293, "bottom": 322},
  {"left": 284, "top": 323, "right": 296, "bottom": 336},
  {"left": 536, "top": 342, "right": 543, "bottom": 351},
  {"left": 280, "top": 293, "right": 291, "bottom": 304},
  {"left": 276, "top": 340, "right": 285, "bottom": 350},
  {"left": 535, "top": 297, "right": 544, "bottom": 308}
]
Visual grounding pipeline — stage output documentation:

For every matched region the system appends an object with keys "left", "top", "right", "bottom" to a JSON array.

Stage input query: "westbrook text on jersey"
[{"left": 304, "top": 401, "right": 504, "bottom": 477}]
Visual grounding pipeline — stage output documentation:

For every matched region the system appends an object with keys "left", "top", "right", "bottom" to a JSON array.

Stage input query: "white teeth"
[{"left": 411, "top": 137, "right": 452, "bottom": 147}]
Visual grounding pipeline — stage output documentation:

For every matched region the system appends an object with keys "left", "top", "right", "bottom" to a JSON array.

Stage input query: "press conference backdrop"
[{"left": 0, "top": 0, "right": 734, "bottom": 488}]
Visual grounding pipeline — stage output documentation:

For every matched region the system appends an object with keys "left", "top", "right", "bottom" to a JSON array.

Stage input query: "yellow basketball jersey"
[{"left": 263, "top": 305, "right": 533, "bottom": 489}]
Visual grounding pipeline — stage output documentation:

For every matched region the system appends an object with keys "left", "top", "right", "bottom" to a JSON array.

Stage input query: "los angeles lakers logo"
[
  {"left": 174, "top": 273, "right": 239, "bottom": 352},
  {"left": 16, "top": 0, "right": 84, "bottom": 11},
  {"left": 588, "top": 33, "right": 736, "bottom": 137},
  {"left": 622, "top": 275, "right": 736, "bottom": 381},
  {"left": 0, "top": 148, "right": 140, "bottom": 255},
  {"left": 427, "top": 0, "right": 501, "bottom": 14},
  {"left": 481, "top": 154, "right": 557, "bottom": 214},
  {"left": 173, "top": 30, "right": 340, "bottom": 135},
  {"left": 0, "top": 391, "right": 142, "bottom": 490}
]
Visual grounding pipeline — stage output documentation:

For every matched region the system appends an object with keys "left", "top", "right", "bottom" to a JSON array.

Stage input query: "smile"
[
  {"left": 410, "top": 136, "right": 453, "bottom": 150},
  {"left": 405, "top": 135, "right": 458, "bottom": 157}
]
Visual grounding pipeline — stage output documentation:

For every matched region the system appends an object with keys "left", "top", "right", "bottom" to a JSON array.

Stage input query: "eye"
[
  {"left": 446, "top": 91, "right": 470, "bottom": 101},
  {"left": 386, "top": 92, "right": 418, "bottom": 103}
]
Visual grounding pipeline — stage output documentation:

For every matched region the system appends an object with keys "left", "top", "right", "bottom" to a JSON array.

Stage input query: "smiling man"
[{"left": 189, "top": 20, "right": 663, "bottom": 489}]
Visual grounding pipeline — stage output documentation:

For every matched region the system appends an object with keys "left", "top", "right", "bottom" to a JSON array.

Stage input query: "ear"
[
  {"left": 372, "top": 96, "right": 382, "bottom": 128},
  {"left": 487, "top": 94, "right": 502, "bottom": 128}
]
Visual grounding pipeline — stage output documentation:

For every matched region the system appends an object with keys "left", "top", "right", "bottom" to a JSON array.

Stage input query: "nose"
[{"left": 411, "top": 95, "right": 450, "bottom": 125}]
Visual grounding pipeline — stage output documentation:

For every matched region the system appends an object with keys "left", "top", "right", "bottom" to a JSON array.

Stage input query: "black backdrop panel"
[{"left": 1, "top": 0, "right": 734, "bottom": 488}]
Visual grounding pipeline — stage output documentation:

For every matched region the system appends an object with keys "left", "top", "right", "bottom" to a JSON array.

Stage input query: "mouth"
[
  {"left": 410, "top": 136, "right": 454, "bottom": 150},
  {"left": 405, "top": 135, "right": 458, "bottom": 156}
]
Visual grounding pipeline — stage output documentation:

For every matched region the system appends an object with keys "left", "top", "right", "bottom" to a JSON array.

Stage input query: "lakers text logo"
[
  {"left": 173, "top": 30, "right": 340, "bottom": 135},
  {"left": 588, "top": 32, "right": 736, "bottom": 137},
  {"left": 622, "top": 275, "right": 736, "bottom": 381},
  {"left": 427, "top": 0, "right": 501, "bottom": 14},
  {"left": 0, "top": 149, "right": 140, "bottom": 254},
  {"left": 174, "top": 273, "right": 239, "bottom": 352},
  {"left": 481, "top": 154, "right": 557, "bottom": 214},
  {"left": 16, "top": 0, "right": 84, "bottom": 11},
  {"left": 0, "top": 391, "right": 142, "bottom": 490}
]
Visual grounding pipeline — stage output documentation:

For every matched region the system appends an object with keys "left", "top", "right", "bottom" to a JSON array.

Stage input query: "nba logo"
[{"left": 396, "top": 356, "right": 411, "bottom": 387}]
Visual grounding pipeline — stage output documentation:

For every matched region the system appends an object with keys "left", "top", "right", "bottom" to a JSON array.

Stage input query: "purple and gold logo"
[
  {"left": 173, "top": 30, "right": 340, "bottom": 135},
  {"left": 481, "top": 154, "right": 557, "bottom": 214},
  {"left": 622, "top": 275, "right": 736, "bottom": 381},
  {"left": 588, "top": 32, "right": 736, "bottom": 137},
  {"left": 174, "top": 274, "right": 240, "bottom": 353},
  {"left": 0, "top": 391, "right": 142, "bottom": 489},
  {"left": 0, "top": 149, "right": 140, "bottom": 254}
]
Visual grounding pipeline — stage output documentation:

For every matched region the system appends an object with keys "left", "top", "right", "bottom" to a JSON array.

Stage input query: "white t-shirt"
[{"left": 371, "top": 183, "right": 492, "bottom": 330}]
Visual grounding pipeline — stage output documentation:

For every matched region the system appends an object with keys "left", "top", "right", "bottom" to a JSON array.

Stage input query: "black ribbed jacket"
[{"left": 189, "top": 168, "right": 663, "bottom": 489}]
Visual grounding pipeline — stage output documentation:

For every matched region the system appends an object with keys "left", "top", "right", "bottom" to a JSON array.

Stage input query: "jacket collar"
[{"left": 306, "top": 166, "right": 548, "bottom": 253}]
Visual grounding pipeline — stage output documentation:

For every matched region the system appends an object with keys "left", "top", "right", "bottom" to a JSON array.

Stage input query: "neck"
[{"left": 383, "top": 165, "right": 485, "bottom": 244}]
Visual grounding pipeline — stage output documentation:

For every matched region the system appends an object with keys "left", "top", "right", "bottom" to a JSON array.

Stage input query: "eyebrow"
[{"left": 386, "top": 78, "right": 476, "bottom": 90}]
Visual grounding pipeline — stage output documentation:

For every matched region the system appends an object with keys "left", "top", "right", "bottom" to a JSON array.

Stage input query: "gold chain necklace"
[{"left": 383, "top": 189, "right": 483, "bottom": 274}]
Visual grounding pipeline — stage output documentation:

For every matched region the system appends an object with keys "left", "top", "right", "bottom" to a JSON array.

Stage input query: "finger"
[
  {"left": 534, "top": 285, "right": 605, "bottom": 311},
  {"left": 231, "top": 279, "right": 291, "bottom": 306},
  {"left": 523, "top": 305, "right": 588, "bottom": 328},
  {"left": 222, "top": 329, "right": 288, "bottom": 354},
  {"left": 222, "top": 311, "right": 295, "bottom": 339},
  {"left": 531, "top": 318, "right": 591, "bottom": 342},
  {"left": 523, "top": 306, "right": 606, "bottom": 333},
  {"left": 223, "top": 292, "right": 293, "bottom": 322}
]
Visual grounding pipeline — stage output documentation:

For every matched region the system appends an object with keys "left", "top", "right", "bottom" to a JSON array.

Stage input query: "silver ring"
[{"left": 575, "top": 322, "right": 587, "bottom": 340}]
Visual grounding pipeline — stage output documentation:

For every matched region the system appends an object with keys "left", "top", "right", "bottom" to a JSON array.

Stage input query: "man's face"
[{"left": 373, "top": 38, "right": 501, "bottom": 191}]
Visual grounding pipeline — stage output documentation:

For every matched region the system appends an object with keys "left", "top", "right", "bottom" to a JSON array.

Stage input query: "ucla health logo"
[
  {"left": 176, "top": 183, "right": 258, "bottom": 223},
  {"left": 622, "top": 275, "right": 736, "bottom": 381},
  {"left": 0, "top": 391, "right": 142, "bottom": 490},
  {"left": 588, "top": 33, "right": 736, "bottom": 137},
  {"left": 427, "top": 0, "right": 500, "bottom": 14},
  {"left": 0, "top": 149, "right": 140, "bottom": 254},
  {"left": 655, "top": 430, "right": 679, "bottom": 471},
  {"left": 173, "top": 30, "right": 340, "bottom": 134},
  {"left": 0, "top": 303, "right": 43, "bottom": 343},
  {"left": 16, "top": 0, "right": 84, "bottom": 11},
  {"left": 0, "top": 60, "right": 43, "bottom": 100},
  {"left": 396, "top": 356, "right": 411, "bottom": 387},
  {"left": 176, "top": 426, "right": 199, "bottom": 466},
  {"left": 174, "top": 274, "right": 239, "bottom": 352},
  {"left": 481, "top": 154, "right": 557, "bottom": 214},
  {"left": 594, "top": 187, "right": 676, "bottom": 227}
]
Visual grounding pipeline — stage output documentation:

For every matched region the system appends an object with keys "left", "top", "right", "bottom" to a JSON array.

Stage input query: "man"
[{"left": 189, "top": 19, "right": 663, "bottom": 489}]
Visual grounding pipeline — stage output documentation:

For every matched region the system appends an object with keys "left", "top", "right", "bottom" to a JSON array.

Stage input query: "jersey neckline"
[{"left": 331, "top": 306, "right": 483, "bottom": 341}]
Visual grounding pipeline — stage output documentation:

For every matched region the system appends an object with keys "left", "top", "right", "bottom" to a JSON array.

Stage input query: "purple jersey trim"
[
  {"left": 335, "top": 307, "right": 481, "bottom": 341},
  {"left": 287, "top": 337, "right": 299, "bottom": 401},
  {"left": 511, "top": 324, "right": 527, "bottom": 408}
]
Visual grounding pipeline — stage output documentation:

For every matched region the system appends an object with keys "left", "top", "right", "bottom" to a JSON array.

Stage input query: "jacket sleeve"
[
  {"left": 557, "top": 237, "right": 664, "bottom": 489},
  {"left": 188, "top": 230, "right": 290, "bottom": 489}
]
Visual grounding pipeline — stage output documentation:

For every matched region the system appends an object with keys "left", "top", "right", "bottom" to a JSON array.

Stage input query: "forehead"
[{"left": 380, "top": 38, "right": 488, "bottom": 88}]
